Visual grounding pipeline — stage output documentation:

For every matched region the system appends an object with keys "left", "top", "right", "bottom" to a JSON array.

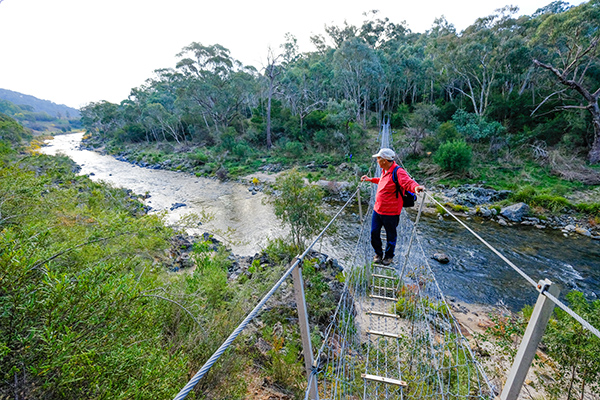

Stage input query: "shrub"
[
  {"left": 532, "top": 194, "right": 570, "bottom": 213},
  {"left": 284, "top": 141, "right": 304, "bottom": 158},
  {"left": 232, "top": 142, "right": 252, "bottom": 159},
  {"left": 452, "top": 109, "right": 505, "bottom": 141},
  {"left": 433, "top": 140, "right": 472, "bottom": 173},
  {"left": 575, "top": 202, "right": 600, "bottom": 217}
]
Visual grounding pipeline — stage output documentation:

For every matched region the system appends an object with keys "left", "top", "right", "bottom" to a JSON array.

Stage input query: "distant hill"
[{"left": 0, "top": 88, "right": 80, "bottom": 119}]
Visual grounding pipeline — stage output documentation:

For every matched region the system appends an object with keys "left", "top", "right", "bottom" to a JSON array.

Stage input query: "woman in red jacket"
[{"left": 361, "top": 148, "right": 424, "bottom": 265}]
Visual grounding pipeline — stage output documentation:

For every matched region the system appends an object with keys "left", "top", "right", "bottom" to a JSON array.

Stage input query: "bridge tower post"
[
  {"left": 292, "top": 258, "right": 319, "bottom": 400},
  {"left": 500, "top": 279, "right": 559, "bottom": 400}
]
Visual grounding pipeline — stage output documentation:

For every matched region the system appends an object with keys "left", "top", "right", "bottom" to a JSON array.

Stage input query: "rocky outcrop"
[
  {"left": 500, "top": 202, "right": 530, "bottom": 222},
  {"left": 442, "top": 185, "right": 511, "bottom": 207}
]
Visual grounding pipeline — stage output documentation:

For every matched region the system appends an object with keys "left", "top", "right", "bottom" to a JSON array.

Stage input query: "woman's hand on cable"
[
  {"left": 415, "top": 185, "right": 425, "bottom": 193},
  {"left": 360, "top": 175, "right": 371, "bottom": 182}
]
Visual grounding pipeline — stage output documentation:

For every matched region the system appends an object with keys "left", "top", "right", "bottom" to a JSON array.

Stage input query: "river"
[{"left": 42, "top": 132, "right": 599, "bottom": 311}]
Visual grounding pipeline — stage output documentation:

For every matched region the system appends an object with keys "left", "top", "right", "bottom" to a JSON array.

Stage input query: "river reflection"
[{"left": 43, "top": 132, "right": 599, "bottom": 311}]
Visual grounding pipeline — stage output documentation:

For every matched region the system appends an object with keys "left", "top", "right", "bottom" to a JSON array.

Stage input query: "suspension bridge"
[{"left": 174, "top": 122, "right": 600, "bottom": 400}]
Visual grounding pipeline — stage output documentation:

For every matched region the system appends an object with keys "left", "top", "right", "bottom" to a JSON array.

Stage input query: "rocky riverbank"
[
  {"left": 80, "top": 137, "right": 600, "bottom": 241},
  {"left": 426, "top": 184, "right": 600, "bottom": 240}
]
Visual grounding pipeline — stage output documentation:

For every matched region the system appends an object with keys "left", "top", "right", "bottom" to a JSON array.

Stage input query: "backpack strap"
[{"left": 391, "top": 165, "right": 401, "bottom": 198}]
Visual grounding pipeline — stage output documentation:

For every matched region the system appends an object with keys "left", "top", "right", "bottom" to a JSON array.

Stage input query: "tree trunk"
[
  {"left": 266, "top": 93, "right": 272, "bottom": 149},
  {"left": 567, "top": 364, "right": 576, "bottom": 400},
  {"left": 533, "top": 59, "right": 600, "bottom": 164},
  {"left": 588, "top": 102, "right": 600, "bottom": 164}
]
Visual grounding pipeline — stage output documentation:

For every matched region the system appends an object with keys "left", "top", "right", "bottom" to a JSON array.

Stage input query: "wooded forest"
[{"left": 80, "top": 1, "right": 600, "bottom": 166}]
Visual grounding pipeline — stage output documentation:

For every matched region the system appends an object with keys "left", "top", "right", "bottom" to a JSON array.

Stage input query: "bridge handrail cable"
[
  {"left": 173, "top": 186, "right": 363, "bottom": 400},
  {"left": 427, "top": 193, "right": 600, "bottom": 340}
]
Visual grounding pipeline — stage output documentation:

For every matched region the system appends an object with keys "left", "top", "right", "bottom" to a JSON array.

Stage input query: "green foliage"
[
  {"left": 422, "top": 121, "right": 462, "bottom": 153},
  {"left": 268, "top": 168, "right": 328, "bottom": 252},
  {"left": 302, "top": 260, "right": 337, "bottom": 324},
  {"left": 263, "top": 237, "right": 297, "bottom": 264},
  {"left": 512, "top": 186, "right": 571, "bottom": 213},
  {"left": 433, "top": 140, "right": 473, "bottom": 173},
  {"left": 444, "top": 202, "right": 470, "bottom": 213},
  {"left": 232, "top": 141, "right": 252, "bottom": 160},
  {"left": 0, "top": 113, "right": 30, "bottom": 145},
  {"left": 263, "top": 330, "right": 304, "bottom": 395},
  {"left": 0, "top": 154, "right": 190, "bottom": 398},
  {"left": 545, "top": 291, "right": 600, "bottom": 399},
  {"left": 284, "top": 141, "right": 304, "bottom": 158},
  {"left": 575, "top": 202, "right": 600, "bottom": 217},
  {"left": 452, "top": 110, "right": 505, "bottom": 142},
  {"left": 0, "top": 152, "right": 259, "bottom": 399}
]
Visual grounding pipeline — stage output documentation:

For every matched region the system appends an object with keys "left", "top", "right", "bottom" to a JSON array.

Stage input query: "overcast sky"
[{"left": 0, "top": 0, "right": 586, "bottom": 109}]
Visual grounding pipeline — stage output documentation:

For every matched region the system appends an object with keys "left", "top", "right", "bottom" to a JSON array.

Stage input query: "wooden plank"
[
  {"left": 373, "top": 263, "right": 396, "bottom": 271},
  {"left": 361, "top": 373, "right": 407, "bottom": 387},
  {"left": 366, "top": 329, "right": 401, "bottom": 339},
  {"left": 371, "top": 285, "right": 395, "bottom": 291},
  {"left": 369, "top": 294, "right": 398, "bottom": 302},
  {"left": 366, "top": 310, "right": 400, "bottom": 319},
  {"left": 372, "top": 274, "right": 397, "bottom": 280}
]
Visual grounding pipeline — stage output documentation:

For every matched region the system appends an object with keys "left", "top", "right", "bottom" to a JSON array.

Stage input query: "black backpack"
[{"left": 391, "top": 165, "right": 417, "bottom": 208}]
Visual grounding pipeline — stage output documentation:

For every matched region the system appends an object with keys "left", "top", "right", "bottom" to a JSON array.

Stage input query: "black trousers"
[{"left": 370, "top": 211, "right": 400, "bottom": 259}]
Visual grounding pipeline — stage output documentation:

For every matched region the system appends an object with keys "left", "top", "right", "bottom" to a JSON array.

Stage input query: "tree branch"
[
  {"left": 531, "top": 89, "right": 567, "bottom": 116},
  {"left": 559, "top": 105, "right": 591, "bottom": 110},
  {"left": 534, "top": 59, "right": 594, "bottom": 102}
]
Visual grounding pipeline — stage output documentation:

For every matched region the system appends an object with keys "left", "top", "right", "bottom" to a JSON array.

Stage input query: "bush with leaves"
[
  {"left": 545, "top": 291, "right": 600, "bottom": 400},
  {"left": 268, "top": 168, "right": 328, "bottom": 252},
  {"left": 433, "top": 140, "right": 473, "bottom": 173},
  {"left": 452, "top": 109, "right": 505, "bottom": 142}
]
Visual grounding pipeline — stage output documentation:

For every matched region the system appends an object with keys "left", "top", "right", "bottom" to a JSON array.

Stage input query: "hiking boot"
[
  {"left": 382, "top": 257, "right": 394, "bottom": 266},
  {"left": 373, "top": 255, "right": 383, "bottom": 264}
]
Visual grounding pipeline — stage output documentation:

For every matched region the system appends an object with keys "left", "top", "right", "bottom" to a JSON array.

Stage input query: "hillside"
[
  {"left": 0, "top": 89, "right": 81, "bottom": 133},
  {"left": 0, "top": 88, "right": 80, "bottom": 118}
]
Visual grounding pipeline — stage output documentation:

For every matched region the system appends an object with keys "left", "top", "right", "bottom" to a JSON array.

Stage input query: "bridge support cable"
[
  {"left": 427, "top": 194, "right": 600, "bottom": 340},
  {"left": 307, "top": 121, "right": 496, "bottom": 400},
  {"left": 173, "top": 187, "right": 362, "bottom": 400},
  {"left": 399, "top": 190, "right": 427, "bottom": 284},
  {"left": 426, "top": 192, "right": 600, "bottom": 399}
]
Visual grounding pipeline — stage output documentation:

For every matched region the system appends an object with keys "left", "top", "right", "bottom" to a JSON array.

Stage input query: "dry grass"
[{"left": 544, "top": 149, "right": 600, "bottom": 185}]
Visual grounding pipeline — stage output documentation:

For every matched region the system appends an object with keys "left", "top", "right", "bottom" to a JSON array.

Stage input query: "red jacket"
[{"left": 371, "top": 162, "right": 419, "bottom": 215}]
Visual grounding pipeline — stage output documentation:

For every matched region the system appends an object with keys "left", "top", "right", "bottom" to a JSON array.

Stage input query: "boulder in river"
[
  {"left": 575, "top": 227, "right": 592, "bottom": 237},
  {"left": 170, "top": 202, "right": 186, "bottom": 211},
  {"left": 432, "top": 253, "right": 450, "bottom": 264},
  {"left": 500, "top": 202, "right": 530, "bottom": 222}
]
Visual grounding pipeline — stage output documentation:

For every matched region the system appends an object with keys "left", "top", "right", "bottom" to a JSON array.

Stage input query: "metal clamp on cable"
[{"left": 536, "top": 278, "right": 552, "bottom": 295}]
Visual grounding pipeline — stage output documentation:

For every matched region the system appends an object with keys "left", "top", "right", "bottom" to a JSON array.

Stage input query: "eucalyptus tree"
[
  {"left": 139, "top": 68, "right": 189, "bottom": 144},
  {"left": 262, "top": 47, "right": 284, "bottom": 150},
  {"left": 358, "top": 10, "right": 409, "bottom": 51},
  {"left": 80, "top": 101, "right": 121, "bottom": 141},
  {"left": 280, "top": 55, "right": 330, "bottom": 136},
  {"left": 437, "top": 6, "right": 522, "bottom": 116},
  {"left": 333, "top": 37, "right": 384, "bottom": 127},
  {"left": 175, "top": 42, "right": 258, "bottom": 136},
  {"left": 530, "top": 0, "right": 600, "bottom": 163}
]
